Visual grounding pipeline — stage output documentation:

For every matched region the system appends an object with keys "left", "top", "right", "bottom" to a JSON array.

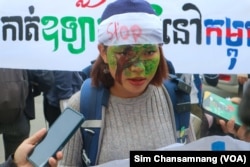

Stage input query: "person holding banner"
[
  {"left": 0, "top": 69, "right": 30, "bottom": 160},
  {"left": 43, "top": 71, "right": 83, "bottom": 127}
]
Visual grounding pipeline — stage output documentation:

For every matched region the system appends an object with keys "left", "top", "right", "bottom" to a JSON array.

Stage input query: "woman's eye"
[
  {"left": 115, "top": 49, "right": 156, "bottom": 57},
  {"left": 145, "top": 51, "right": 156, "bottom": 56},
  {"left": 115, "top": 52, "right": 126, "bottom": 56}
]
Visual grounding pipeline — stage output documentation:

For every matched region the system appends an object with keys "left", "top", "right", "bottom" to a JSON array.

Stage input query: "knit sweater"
[{"left": 60, "top": 85, "right": 182, "bottom": 166}]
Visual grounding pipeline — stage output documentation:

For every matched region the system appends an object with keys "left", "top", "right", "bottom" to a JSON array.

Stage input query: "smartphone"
[
  {"left": 27, "top": 107, "right": 85, "bottom": 167},
  {"left": 202, "top": 91, "right": 242, "bottom": 127}
]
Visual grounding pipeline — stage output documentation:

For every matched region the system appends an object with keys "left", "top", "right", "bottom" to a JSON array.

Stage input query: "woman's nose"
[{"left": 129, "top": 61, "right": 145, "bottom": 72}]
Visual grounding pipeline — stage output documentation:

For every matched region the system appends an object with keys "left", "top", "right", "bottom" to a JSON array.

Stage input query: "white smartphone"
[{"left": 27, "top": 107, "right": 84, "bottom": 167}]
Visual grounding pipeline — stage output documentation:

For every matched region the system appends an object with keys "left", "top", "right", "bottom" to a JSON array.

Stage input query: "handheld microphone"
[{"left": 238, "top": 82, "right": 250, "bottom": 126}]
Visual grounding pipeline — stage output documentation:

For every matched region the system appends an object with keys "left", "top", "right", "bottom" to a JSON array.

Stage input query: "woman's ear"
[{"left": 98, "top": 44, "right": 108, "bottom": 63}]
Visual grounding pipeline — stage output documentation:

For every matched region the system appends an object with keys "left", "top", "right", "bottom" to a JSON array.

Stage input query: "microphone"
[{"left": 238, "top": 82, "right": 250, "bottom": 126}]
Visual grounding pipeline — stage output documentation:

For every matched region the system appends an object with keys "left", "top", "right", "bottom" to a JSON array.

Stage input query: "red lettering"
[
  {"left": 106, "top": 22, "right": 142, "bottom": 43},
  {"left": 76, "top": 0, "right": 106, "bottom": 8},
  {"left": 120, "top": 26, "right": 129, "bottom": 40},
  {"left": 114, "top": 22, "right": 119, "bottom": 40},
  {"left": 107, "top": 22, "right": 114, "bottom": 41},
  {"left": 131, "top": 25, "right": 142, "bottom": 42}
]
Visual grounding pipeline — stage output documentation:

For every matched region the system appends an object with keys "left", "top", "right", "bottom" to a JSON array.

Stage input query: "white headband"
[{"left": 98, "top": 12, "right": 163, "bottom": 46}]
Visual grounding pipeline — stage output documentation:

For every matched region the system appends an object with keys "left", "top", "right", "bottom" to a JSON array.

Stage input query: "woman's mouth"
[{"left": 128, "top": 78, "right": 146, "bottom": 86}]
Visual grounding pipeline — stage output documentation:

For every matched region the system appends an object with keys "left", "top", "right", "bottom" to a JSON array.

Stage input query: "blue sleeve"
[
  {"left": 54, "top": 71, "right": 83, "bottom": 100},
  {"left": 54, "top": 71, "right": 74, "bottom": 100}
]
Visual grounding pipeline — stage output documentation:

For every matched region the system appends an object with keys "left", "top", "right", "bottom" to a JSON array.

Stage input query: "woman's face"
[{"left": 100, "top": 44, "right": 160, "bottom": 98}]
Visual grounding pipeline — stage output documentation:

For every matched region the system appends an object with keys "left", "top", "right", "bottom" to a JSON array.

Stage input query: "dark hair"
[{"left": 91, "top": 46, "right": 168, "bottom": 88}]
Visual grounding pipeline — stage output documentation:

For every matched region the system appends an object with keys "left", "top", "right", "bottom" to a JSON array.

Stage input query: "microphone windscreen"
[{"left": 238, "top": 82, "right": 250, "bottom": 126}]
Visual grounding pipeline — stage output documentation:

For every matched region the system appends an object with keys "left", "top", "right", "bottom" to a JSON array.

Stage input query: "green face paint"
[
  {"left": 124, "top": 57, "right": 160, "bottom": 77},
  {"left": 106, "top": 44, "right": 160, "bottom": 83},
  {"left": 143, "top": 57, "right": 160, "bottom": 76}
]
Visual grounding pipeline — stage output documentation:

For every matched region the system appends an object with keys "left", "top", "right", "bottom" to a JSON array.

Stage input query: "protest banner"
[{"left": 1, "top": 0, "right": 250, "bottom": 73}]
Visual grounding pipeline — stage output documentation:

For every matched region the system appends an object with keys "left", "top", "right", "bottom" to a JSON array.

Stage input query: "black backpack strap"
[
  {"left": 80, "top": 78, "right": 109, "bottom": 166},
  {"left": 163, "top": 74, "right": 191, "bottom": 143}
]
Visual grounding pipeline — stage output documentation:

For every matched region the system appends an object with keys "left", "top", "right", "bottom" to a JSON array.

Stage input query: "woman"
[
  {"left": 60, "top": 0, "right": 250, "bottom": 166},
  {"left": 60, "top": 0, "right": 195, "bottom": 166}
]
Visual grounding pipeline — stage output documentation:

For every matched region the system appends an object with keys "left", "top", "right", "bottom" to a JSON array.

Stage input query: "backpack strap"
[
  {"left": 80, "top": 75, "right": 191, "bottom": 166},
  {"left": 80, "top": 78, "right": 109, "bottom": 166},
  {"left": 163, "top": 74, "right": 191, "bottom": 143}
]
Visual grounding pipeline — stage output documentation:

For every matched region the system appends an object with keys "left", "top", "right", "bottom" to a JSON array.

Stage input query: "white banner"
[
  {"left": 92, "top": 135, "right": 250, "bottom": 167},
  {"left": 1, "top": 0, "right": 250, "bottom": 73}
]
